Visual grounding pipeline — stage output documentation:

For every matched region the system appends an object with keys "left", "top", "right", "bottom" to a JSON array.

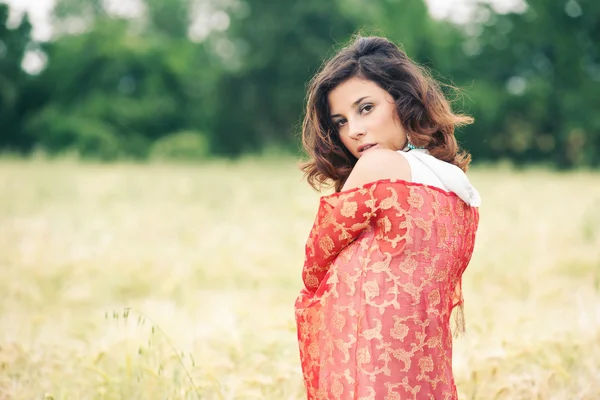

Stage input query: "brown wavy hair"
[{"left": 300, "top": 35, "right": 474, "bottom": 192}]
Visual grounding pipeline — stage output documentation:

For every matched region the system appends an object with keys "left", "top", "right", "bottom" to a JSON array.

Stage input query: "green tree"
[
  {"left": 0, "top": 3, "right": 33, "bottom": 151},
  {"left": 23, "top": 0, "right": 217, "bottom": 159},
  {"left": 205, "top": 0, "right": 358, "bottom": 155},
  {"left": 3, "top": 0, "right": 599, "bottom": 166},
  {"left": 459, "top": 0, "right": 600, "bottom": 166}
]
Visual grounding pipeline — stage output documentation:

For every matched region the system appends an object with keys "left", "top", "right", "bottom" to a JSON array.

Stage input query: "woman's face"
[{"left": 328, "top": 77, "right": 407, "bottom": 159}]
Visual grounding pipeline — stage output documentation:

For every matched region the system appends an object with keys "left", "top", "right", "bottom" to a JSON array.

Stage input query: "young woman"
[{"left": 295, "top": 36, "right": 481, "bottom": 399}]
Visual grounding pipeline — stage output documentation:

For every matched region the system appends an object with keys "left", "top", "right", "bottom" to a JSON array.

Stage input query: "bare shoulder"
[{"left": 342, "top": 149, "right": 411, "bottom": 191}]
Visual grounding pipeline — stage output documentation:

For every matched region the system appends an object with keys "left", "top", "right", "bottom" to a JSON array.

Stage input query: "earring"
[
  {"left": 406, "top": 137, "right": 425, "bottom": 151},
  {"left": 407, "top": 143, "right": 425, "bottom": 150}
]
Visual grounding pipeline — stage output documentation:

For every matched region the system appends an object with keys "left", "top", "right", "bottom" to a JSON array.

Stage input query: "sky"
[{"left": 5, "top": 0, "right": 55, "bottom": 41}]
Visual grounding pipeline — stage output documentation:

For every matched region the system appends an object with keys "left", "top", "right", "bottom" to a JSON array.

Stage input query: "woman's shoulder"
[{"left": 341, "top": 148, "right": 410, "bottom": 191}]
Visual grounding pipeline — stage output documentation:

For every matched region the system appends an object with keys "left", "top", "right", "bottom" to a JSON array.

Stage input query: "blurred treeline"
[{"left": 1, "top": 0, "right": 599, "bottom": 166}]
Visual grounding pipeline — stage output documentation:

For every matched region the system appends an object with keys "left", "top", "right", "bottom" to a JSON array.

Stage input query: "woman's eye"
[
  {"left": 360, "top": 104, "right": 373, "bottom": 114},
  {"left": 335, "top": 119, "right": 346, "bottom": 127}
]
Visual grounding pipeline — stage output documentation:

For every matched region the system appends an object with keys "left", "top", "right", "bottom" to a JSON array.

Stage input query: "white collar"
[{"left": 402, "top": 149, "right": 481, "bottom": 207}]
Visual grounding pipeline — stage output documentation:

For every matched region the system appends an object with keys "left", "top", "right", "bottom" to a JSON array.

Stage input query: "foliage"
[
  {"left": 459, "top": 0, "right": 600, "bottom": 167},
  {"left": 0, "top": 0, "right": 598, "bottom": 167},
  {"left": 150, "top": 131, "right": 209, "bottom": 161},
  {"left": 23, "top": 17, "right": 213, "bottom": 159},
  {"left": 0, "top": 4, "right": 33, "bottom": 151},
  {"left": 203, "top": 0, "right": 358, "bottom": 155}
]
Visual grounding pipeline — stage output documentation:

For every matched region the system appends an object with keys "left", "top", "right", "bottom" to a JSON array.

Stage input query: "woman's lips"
[{"left": 359, "top": 143, "right": 378, "bottom": 153}]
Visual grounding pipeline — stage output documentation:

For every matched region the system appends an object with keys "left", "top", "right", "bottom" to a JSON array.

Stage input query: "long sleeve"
[
  {"left": 302, "top": 185, "right": 376, "bottom": 292},
  {"left": 296, "top": 179, "right": 479, "bottom": 400}
]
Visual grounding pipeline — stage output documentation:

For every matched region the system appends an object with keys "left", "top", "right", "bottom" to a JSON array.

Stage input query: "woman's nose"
[{"left": 348, "top": 120, "right": 366, "bottom": 139}]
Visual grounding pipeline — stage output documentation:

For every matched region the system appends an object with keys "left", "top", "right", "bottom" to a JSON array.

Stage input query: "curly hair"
[{"left": 300, "top": 35, "right": 474, "bottom": 192}]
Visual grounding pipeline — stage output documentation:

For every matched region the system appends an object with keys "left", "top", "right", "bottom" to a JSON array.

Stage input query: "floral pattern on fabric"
[{"left": 295, "top": 179, "right": 479, "bottom": 400}]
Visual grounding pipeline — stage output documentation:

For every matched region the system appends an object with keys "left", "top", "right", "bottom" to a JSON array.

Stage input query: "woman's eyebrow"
[{"left": 330, "top": 96, "right": 370, "bottom": 118}]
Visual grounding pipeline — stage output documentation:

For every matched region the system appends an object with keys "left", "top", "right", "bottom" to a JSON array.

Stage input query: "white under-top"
[
  {"left": 396, "top": 149, "right": 481, "bottom": 207},
  {"left": 397, "top": 150, "right": 448, "bottom": 190}
]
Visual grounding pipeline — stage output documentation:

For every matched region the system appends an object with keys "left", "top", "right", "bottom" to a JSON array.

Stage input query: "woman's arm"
[{"left": 302, "top": 151, "right": 412, "bottom": 291}]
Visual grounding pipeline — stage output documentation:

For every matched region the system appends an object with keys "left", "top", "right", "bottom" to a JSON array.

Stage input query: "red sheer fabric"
[{"left": 295, "top": 179, "right": 479, "bottom": 400}]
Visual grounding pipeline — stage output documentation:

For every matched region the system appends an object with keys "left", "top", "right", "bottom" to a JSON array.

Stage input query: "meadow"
[{"left": 1, "top": 157, "right": 599, "bottom": 400}]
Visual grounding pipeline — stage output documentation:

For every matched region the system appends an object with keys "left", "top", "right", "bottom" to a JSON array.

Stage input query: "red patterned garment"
[{"left": 295, "top": 179, "right": 479, "bottom": 400}]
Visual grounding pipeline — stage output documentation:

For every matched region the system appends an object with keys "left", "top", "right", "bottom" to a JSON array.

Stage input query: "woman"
[{"left": 295, "top": 36, "right": 481, "bottom": 399}]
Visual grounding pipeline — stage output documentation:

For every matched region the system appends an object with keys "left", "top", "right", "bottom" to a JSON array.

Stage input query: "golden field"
[{"left": 1, "top": 157, "right": 599, "bottom": 400}]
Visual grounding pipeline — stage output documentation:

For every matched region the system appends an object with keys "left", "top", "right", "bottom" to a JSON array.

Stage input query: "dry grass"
[{"left": 0, "top": 157, "right": 599, "bottom": 399}]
